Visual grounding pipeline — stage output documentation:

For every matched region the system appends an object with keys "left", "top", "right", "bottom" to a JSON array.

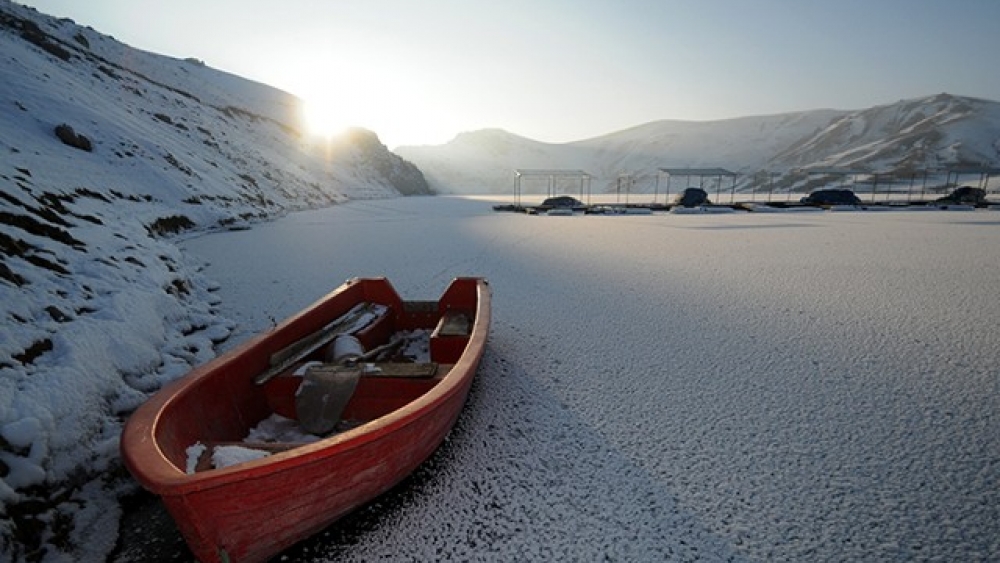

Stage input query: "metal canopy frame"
[
  {"left": 945, "top": 166, "right": 1000, "bottom": 191},
  {"left": 616, "top": 173, "right": 635, "bottom": 204},
  {"left": 514, "top": 169, "right": 592, "bottom": 206},
  {"left": 799, "top": 167, "right": 865, "bottom": 177},
  {"left": 800, "top": 166, "right": 1000, "bottom": 201},
  {"left": 655, "top": 167, "right": 738, "bottom": 203},
  {"left": 658, "top": 167, "right": 738, "bottom": 177},
  {"left": 800, "top": 167, "right": 865, "bottom": 200}
]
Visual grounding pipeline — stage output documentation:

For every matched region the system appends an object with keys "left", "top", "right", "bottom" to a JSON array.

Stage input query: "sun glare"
[
  {"left": 290, "top": 60, "right": 455, "bottom": 148},
  {"left": 302, "top": 98, "right": 351, "bottom": 139}
]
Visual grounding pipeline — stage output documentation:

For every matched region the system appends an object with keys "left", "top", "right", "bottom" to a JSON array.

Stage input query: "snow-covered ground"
[{"left": 134, "top": 196, "right": 997, "bottom": 562}]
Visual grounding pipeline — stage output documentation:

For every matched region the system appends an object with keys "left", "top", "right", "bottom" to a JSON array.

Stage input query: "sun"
[
  {"left": 302, "top": 97, "right": 352, "bottom": 139},
  {"left": 277, "top": 45, "right": 459, "bottom": 147},
  {"left": 290, "top": 63, "right": 452, "bottom": 148}
]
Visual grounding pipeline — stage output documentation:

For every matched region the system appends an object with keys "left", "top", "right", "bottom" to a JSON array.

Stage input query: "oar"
[{"left": 346, "top": 334, "right": 410, "bottom": 364}]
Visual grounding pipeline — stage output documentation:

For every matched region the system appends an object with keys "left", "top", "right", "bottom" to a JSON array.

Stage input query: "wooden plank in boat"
[
  {"left": 365, "top": 362, "right": 440, "bottom": 378},
  {"left": 436, "top": 311, "right": 470, "bottom": 336},
  {"left": 306, "top": 362, "right": 440, "bottom": 379}
]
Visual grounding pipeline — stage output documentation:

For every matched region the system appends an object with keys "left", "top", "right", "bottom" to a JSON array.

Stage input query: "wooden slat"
[
  {"left": 436, "top": 312, "right": 470, "bottom": 337},
  {"left": 255, "top": 303, "right": 381, "bottom": 385},
  {"left": 360, "top": 362, "right": 439, "bottom": 378},
  {"left": 307, "top": 362, "right": 440, "bottom": 379}
]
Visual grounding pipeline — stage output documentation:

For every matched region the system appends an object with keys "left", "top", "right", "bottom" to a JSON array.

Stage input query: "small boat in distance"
[{"left": 120, "top": 277, "right": 491, "bottom": 563}]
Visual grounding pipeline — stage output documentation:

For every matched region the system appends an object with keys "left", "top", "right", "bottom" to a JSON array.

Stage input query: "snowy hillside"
[
  {"left": 395, "top": 129, "right": 592, "bottom": 195},
  {"left": 397, "top": 96, "right": 1000, "bottom": 195},
  {"left": 568, "top": 110, "right": 845, "bottom": 184},
  {"left": 771, "top": 93, "right": 1000, "bottom": 172},
  {"left": 0, "top": 2, "right": 429, "bottom": 560}
]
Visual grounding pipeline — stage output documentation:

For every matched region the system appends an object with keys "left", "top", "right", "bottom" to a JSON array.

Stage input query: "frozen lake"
[{"left": 176, "top": 196, "right": 999, "bottom": 561}]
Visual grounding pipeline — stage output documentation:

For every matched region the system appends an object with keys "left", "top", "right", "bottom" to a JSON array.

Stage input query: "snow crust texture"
[{"left": 173, "top": 197, "right": 999, "bottom": 562}]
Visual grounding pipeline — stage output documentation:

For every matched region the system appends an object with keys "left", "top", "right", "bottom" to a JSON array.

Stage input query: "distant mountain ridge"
[
  {"left": 396, "top": 95, "right": 1000, "bottom": 194},
  {"left": 770, "top": 94, "right": 1000, "bottom": 172}
]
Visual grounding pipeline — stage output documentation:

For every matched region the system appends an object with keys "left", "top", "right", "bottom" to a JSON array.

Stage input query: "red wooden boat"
[{"left": 120, "top": 277, "right": 490, "bottom": 563}]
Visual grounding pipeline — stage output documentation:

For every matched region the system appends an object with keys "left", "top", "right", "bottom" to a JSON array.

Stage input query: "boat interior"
[
  {"left": 153, "top": 278, "right": 480, "bottom": 474},
  {"left": 260, "top": 300, "right": 470, "bottom": 430}
]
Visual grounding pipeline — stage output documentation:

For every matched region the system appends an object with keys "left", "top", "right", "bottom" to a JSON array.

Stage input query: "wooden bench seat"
[
  {"left": 304, "top": 362, "right": 440, "bottom": 379},
  {"left": 433, "top": 311, "right": 471, "bottom": 337}
]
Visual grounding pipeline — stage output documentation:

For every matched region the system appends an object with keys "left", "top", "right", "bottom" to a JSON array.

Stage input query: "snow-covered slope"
[
  {"left": 0, "top": 2, "right": 428, "bottom": 559},
  {"left": 569, "top": 110, "right": 844, "bottom": 179},
  {"left": 395, "top": 129, "right": 589, "bottom": 195},
  {"left": 770, "top": 93, "right": 1000, "bottom": 172},
  {"left": 0, "top": 3, "right": 430, "bottom": 211},
  {"left": 397, "top": 96, "right": 1000, "bottom": 195}
]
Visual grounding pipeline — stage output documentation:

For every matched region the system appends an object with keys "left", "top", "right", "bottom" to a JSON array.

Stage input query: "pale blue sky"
[{"left": 20, "top": 0, "right": 1000, "bottom": 148}]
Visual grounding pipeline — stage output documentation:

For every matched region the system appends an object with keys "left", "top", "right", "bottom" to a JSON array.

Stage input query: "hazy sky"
[{"left": 20, "top": 0, "right": 1000, "bottom": 148}]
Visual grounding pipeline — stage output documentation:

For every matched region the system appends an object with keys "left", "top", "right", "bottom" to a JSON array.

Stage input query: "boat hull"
[{"left": 120, "top": 277, "right": 490, "bottom": 563}]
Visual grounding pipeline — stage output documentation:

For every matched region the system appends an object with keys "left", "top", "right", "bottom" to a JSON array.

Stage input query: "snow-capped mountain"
[
  {"left": 770, "top": 93, "right": 1000, "bottom": 173},
  {"left": 397, "top": 95, "right": 1000, "bottom": 194}
]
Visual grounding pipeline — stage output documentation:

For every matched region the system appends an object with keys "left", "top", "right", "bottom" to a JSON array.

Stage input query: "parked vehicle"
[
  {"left": 674, "top": 187, "right": 710, "bottom": 208},
  {"left": 541, "top": 195, "right": 586, "bottom": 209},
  {"left": 800, "top": 189, "right": 861, "bottom": 206},
  {"left": 936, "top": 186, "right": 987, "bottom": 205}
]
